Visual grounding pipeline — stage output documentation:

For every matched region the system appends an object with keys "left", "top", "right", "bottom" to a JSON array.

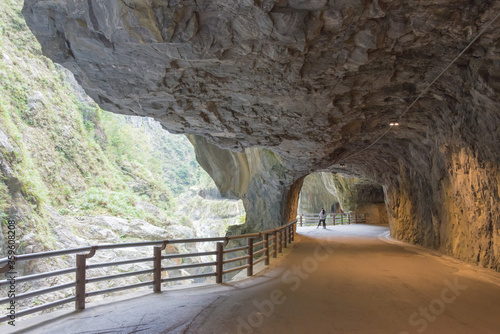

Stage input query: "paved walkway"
[{"left": 5, "top": 225, "right": 500, "bottom": 333}]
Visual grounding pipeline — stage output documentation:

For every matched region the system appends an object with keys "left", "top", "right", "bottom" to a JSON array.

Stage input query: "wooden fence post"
[
  {"left": 75, "top": 254, "right": 86, "bottom": 310},
  {"left": 264, "top": 234, "right": 270, "bottom": 265},
  {"left": 341, "top": 214, "right": 344, "bottom": 225},
  {"left": 273, "top": 232, "right": 278, "bottom": 258},
  {"left": 348, "top": 214, "right": 351, "bottom": 225},
  {"left": 283, "top": 227, "right": 288, "bottom": 248},
  {"left": 300, "top": 215, "right": 303, "bottom": 227},
  {"left": 291, "top": 224, "right": 294, "bottom": 242},
  {"left": 216, "top": 242, "right": 224, "bottom": 283},
  {"left": 153, "top": 246, "right": 162, "bottom": 293},
  {"left": 333, "top": 213, "right": 336, "bottom": 225},
  {"left": 278, "top": 231, "right": 282, "bottom": 253},
  {"left": 247, "top": 238, "right": 254, "bottom": 276}
]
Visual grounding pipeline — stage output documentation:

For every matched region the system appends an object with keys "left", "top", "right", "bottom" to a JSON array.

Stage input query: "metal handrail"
[
  {"left": 86, "top": 281, "right": 153, "bottom": 298},
  {"left": 161, "top": 262, "right": 217, "bottom": 271},
  {"left": 0, "top": 282, "right": 76, "bottom": 304},
  {"left": 0, "top": 267, "right": 76, "bottom": 286},
  {"left": 0, "top": 220, "right": 298, "bottom": 323},
  {"left": 223, "top": 264, "right": 250, "bottom": 274},
  {"left": 254, "top": 256, "right": 267, "bottom": 265},
  {"left": 253, "top": 247, "right": 267, "bottom": 256},
  {"left": 161, "top": 272, "right": 216, "bottom": 283},
  {"left": 0, "top": 247, "right": 93, "bottom": 266},
  {"left": 0, "top": 238, "right": 228, "bottom": 266},
  {"left": 161, "top": 251, "right": 217, "bottom": 260},
  {"left": 223, "top": 245, "right": 249, "bottom": 254},
  {"left": 0, "top": 296, "right": 77, "bottom": 323},
  {"left": 163, "top": 237, "right": 227, "bottom": 244},
  {"left": 87, "top": 257, "right": 154, "bottom": 270},
  {"left": 254, "top": 239, "right": 267, "bottom": 247},
  {"left": 227, "top": 232, "right": 260, "bottom": 240},
  {"left": 86, "top": 269, "right": 155, "bottom": 284},
  {"left": 223, "top": 255, "right": 251, "bottom": 264}
]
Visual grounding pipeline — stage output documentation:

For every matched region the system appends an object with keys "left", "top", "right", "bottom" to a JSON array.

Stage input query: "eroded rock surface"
[
  {"left": 188, "top": 135, "right": 298, "bottom": 233},
  {"left": 298, "top": 172, "right": 339, "bottom": 214},
  {"left": 331, "top": 174, "right": 387, "bottom": 224},
  {"left": 22, "top": 0, "right": 500, "bottom": 270}
]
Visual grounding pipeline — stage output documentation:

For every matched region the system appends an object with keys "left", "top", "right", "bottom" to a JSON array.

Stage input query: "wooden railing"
[
  {"left": 297, "top": 213, "right": 366, "bottom": 226},
  {"left": 0, "top": 221, "right": 297, "bottom": 322}
]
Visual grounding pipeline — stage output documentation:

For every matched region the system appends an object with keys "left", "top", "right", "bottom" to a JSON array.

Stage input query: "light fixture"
[{"left": 389, "top": 122, "right": 399, "bottom": 126}]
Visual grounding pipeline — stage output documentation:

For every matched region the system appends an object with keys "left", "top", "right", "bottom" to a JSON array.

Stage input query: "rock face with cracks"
[
  {"left": 187, "top": 135, "right": 298, "bottom": 233},
  {"left": 22, "top": 0, "right": 500, "bottom": 270},
  {"left": 298, "top": 173, "right": 340, "bottom": 214},
  {"left": 331, "top": 174, "right": 388, "bottom": 225}
]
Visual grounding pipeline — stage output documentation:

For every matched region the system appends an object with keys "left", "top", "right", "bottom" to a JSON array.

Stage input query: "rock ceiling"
[
  {"left": 22, "top": 0, "right": 500, "bottom": 181},
  {"left": 22, "top": 0, "right": 500, "bottom": 269}
]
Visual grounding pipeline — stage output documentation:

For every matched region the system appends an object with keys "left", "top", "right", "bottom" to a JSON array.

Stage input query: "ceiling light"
[{"left": 389, "top": 122, "right": 399, "bottom": 126}]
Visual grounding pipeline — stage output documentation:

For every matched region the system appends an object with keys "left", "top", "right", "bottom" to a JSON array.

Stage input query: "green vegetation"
[
  {"left": 0, "top": 0, "right": 238, "bottom": 254},
  {"left": 70, "top": 187, "right": 144, "bottom": 218}
]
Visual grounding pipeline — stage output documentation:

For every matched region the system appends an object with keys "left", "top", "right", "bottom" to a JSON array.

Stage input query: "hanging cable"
[{"left": 338, "top": 10, "right": 500, "bottom": 164}]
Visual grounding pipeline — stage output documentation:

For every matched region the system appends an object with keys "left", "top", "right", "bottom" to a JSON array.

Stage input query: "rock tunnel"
[{"left": 21, "top": 0, "right": 500, "bottom": 271}]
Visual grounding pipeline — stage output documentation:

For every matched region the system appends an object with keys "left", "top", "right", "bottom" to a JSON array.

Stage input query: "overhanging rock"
[
  {"left": 22, "top": 0, "right": 500, "bottom": 270},
  {"left": 188, "top": 135, "right": 302, "bottom": 234}
]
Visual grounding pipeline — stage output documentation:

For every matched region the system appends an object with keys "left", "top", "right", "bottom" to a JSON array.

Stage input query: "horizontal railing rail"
[
  {"left": 161, "top": 251, "right": 217, "bottom": 260},
  {"left": 0, "top": 267, "right": 77, "bottom": 286},
  {"left": 0, "top": 238, "right": 228, "bottom": 267},
  {"left": 0, "top": 220, "right": 298, "bottom": 323},
  {"left": 297, "top": 212, "right": 366, "bottom": 226},
  {"left": 86, "top": 281, "right": 152, "bottom": 298},
  {"left": 0, "top": 282, "right": 76, "bottom": 304},
  {"left": 86, "top": 257, "right": 153, "bottom": 270}
]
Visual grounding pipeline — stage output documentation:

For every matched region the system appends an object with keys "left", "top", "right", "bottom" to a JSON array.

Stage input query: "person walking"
[{"left": 317, "top": 208, "right": 327, "bottom": 229}]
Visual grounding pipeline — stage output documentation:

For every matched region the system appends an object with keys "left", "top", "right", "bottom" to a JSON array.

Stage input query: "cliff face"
[
  {"left": 22, "top": 0, "right": 500, "bottom": 270},
  {"left": 0, "top": 0, "right": 251, "bottom": 314},
  {"left": 298, "top": 173, "right": 339, "bottom": 214},
  {"left": 0, "top": 0, "right": 243, "bottom": 256},
  {"left": 387, "top": 147, "right": 500, "bottom": 268},
  {"left": 187, "top": 135, "right": 298, "bottom": 233},
  {"left": 297, "top": 172, "right": 387, "bottom": 225}
]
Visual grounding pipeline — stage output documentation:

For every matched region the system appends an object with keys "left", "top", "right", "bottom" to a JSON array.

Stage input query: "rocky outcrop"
[
  {"left": 174, "top": 185, "right": 245, "bottom": 238},
  {"left": 187, "top": 135, "right": 298, "bottom": 233},
  {"left": 22, "top": 0, "right": 500, "bottom": 270},
  {"left": 331, "top": 174, "right": 387, "bottom": 224},
  {"left": 298, "top": 172, "right": 339, "bottom": 214},
  {"left": 297, "top": 172, "right": 387, "bottom": 224}
]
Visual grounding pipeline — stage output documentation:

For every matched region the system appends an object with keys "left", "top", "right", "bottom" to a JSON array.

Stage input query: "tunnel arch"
[{"left": 22, "top": 0, "right": 500, "bottom": 270}]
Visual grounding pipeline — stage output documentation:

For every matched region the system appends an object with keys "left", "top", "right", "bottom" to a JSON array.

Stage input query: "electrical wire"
[{"left": 339, "top": 10, "right": 500, "bottom": 164}]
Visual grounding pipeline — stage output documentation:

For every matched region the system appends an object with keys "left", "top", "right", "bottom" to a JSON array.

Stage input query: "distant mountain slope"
[{"left": 0, "top": 0, "right": 243, "bottom": 258}]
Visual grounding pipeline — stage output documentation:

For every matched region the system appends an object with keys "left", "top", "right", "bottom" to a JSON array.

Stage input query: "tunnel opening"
[
  {"left": 297, "top": 172, "right": 340, "bottom": 215},
  {"left": 19, "top": 0, "right": 500, "bottom": 272},
  {"left": 0, "top": 1, "right": 500, "bottom": 329},
  {"left": 295, "top": 172, "right": 388, "bottom": 226}
]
